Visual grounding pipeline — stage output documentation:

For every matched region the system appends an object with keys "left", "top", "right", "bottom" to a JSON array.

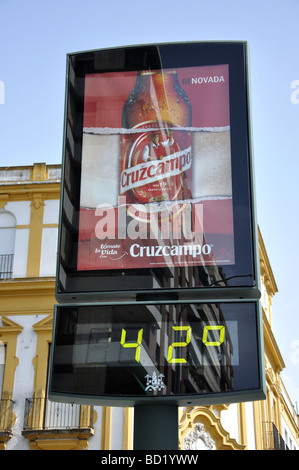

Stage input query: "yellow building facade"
[{"left": 0, "top": 163, "right": 298, "bottom": 450}]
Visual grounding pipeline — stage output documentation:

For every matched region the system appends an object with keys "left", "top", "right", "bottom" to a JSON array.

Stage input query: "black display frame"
[
  {"left": 55, "top": 41, "right": 260, "bottom": 304},
  {"left": 48, "top": 300, "right": 266, "bottom": 407}
]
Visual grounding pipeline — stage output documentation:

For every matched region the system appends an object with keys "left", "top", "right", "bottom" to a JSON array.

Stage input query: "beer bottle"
[
  {"left": 120, "top": 69, "right": 192, "bottom": 222},
  {"left": 122, "top": 70, "right": 191, "bottom": 129}
]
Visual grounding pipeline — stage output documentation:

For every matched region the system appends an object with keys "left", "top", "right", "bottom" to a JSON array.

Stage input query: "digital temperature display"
[{"left": 49, "top": 301, "right": 265, "bottom": 406}]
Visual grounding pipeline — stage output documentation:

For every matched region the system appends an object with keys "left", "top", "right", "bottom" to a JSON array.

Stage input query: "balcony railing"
[
  {"left": 0, "top": 399, "right": 15, "bottom": 433},
  {"left": 23, "top": 397, "right": 94, "bottom": 431},
  {"left": 0, "top": 254, "right": 14, "bottom": 279},
  {"left": 262, "top": 421, "right": 288, "bottom": 450}
]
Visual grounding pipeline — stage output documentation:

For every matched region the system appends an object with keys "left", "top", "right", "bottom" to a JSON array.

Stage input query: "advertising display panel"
[
  {"left": 48, "top": 301, "right": 265, "bottom": 406},
  {"left": 79, "top": 65, "right": 232, "bottom": 271},
  {"left": 56, "top": 42, "right": 259, "bottom": 302}
]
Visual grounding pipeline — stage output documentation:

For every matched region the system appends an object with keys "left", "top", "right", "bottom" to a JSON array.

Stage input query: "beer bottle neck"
[{"left": 137, "top": 70, "right": 179, "bottom": 89}]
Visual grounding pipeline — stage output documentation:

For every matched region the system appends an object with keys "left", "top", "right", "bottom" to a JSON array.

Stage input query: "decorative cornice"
[
  {"left": 33, "top": 314, "right": 53, "bottom": 332},
  {"left": 258, "top": 227, "right": 278, "bottom": 298},
  {"left": 0, "top": 278, "right": 56, "bottom": 315},
  {"left": 0, "top": 316, "right": 23, "bottom": 334},
  {"left": 0, "top": 277, "right": 55, "bottom": 294},
  {"left": 0, "top": 182, "right": 60, "bottom": 201},
  {"left": 263, "top": 309, "right": 285, "bottom": 372},
  {"left": 22, "top": 429, "right": 94, "bottom": 450}
]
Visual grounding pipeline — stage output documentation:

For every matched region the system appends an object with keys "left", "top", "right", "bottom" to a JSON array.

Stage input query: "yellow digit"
[
  {"left": 167, "top": 326, "right": 192, "bottom": 363},
  {"left": 120, "top": 328, "right": 143, "bottom": 362},
  {"left": 202, "top": 325, "right": 225, "bottom": 346}
]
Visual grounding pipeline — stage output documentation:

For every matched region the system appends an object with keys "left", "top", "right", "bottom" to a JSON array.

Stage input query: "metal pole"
[{"left": 133, "top": 405, "right": 179, "bottom": 450}]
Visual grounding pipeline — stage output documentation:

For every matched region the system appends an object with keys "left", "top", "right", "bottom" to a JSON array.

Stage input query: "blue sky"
[{"left": 1, "top": 0, "right": 299, "bottom": 408}]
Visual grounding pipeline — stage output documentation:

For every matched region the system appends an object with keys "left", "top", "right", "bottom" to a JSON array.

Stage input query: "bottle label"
[{"left": 120, "top": 125, "right": 193, "bottom": 221}]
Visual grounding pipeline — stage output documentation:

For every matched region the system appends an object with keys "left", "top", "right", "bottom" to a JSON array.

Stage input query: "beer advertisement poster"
[{"left": 77, "top": 65, "right": 234, "bottom": 271}]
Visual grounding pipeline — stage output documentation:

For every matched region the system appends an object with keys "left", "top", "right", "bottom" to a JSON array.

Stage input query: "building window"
[{"left": 0, "top": 211, "right": 16, "bottom": 279}]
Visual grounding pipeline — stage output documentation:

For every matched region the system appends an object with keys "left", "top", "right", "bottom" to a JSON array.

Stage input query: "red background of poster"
[
  {"left": 83, "top": 65, "right": 230, "bottom": 129},
  {"left": 78, "top": 65, "right": 234, "bottom": 271}
]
